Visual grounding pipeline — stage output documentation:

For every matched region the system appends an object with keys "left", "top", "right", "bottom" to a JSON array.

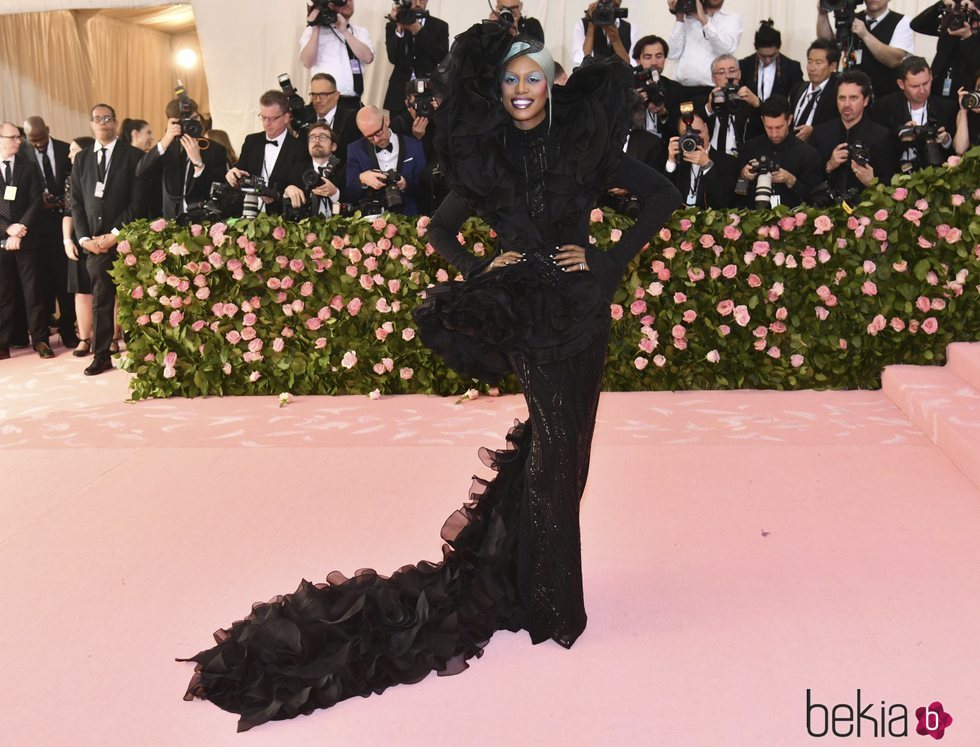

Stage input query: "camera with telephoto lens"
[
  {"left": 411, "top": 78, "right": 436, "bottom": 118},
  {"left": 810, "top": 181, "right": 862, "bottom": 208},
  {"left": 633, "top": 66, "right": 666, "bottom": 106},
  {"left": 939, "top": 0, "right": 980, "bottom": 33},
  {"left": 963, "top": 89, "right": 980, "bottom": 110},
  {"left": 283, "top": 157, "right": 341, "bottom": 221},
  {"left": 848, "top": 141, "right": 871, "bottom": 167},
  {"left": 736, "top": 153, "right": 779, "bottom": 209},
  {"left": 309, "top": 0, "right": 347, "bottom": 26},
  {"left": 174, "top": 81, "right": 203, "bottom": 138},
  {"left": 897, "top": 121, "right": 945, "bottom": 171},
  {"left": 712, "top": 78, "right": 743, "bottom": 114},
  {"left": 383, "top": 169, "right": 403, "bottom": 210},
  {"left": 394, "top": 0, "right": 428, "bottom": 25},
  {"left": 486, "top": 7, "right": 515, "bottom": 31},
  {"left": 591, "top": 0, "right": 627, "bottom": 27},
  {"left": 278, "top": 73, "right": 315, "bottom": 133},
  {"left": 207, "top": 176, "right": 278, "bottom": 219}
]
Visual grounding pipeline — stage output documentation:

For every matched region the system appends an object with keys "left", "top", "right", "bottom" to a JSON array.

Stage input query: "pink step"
[
  {"left": 947, "top": 342, "right": 980, "bottom": 391},
  {"left": 881, "top": 362, "right": 980, "bottom": 489}
]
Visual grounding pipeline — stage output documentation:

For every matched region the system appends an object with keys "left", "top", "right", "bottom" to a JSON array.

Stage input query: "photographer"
[
  {"left": 871, "top": 56, "right": 957, "bottom": 173},
  {"left": 737, "top": 95, "right": 824, "bottom": 208},
  {"left": 226, "top": 91, "right": 307, "bottom": 216},
  {"left": 299, "top": 0, "right": 375, "bottom": 110},
  {"left": 704, "top": 54, "right": 759, "bottom": 158},
  {"left": 303, "top": 73, "right": 359, "bottom": 166},
  {"left": 911, "top": 0, "right": 980, "bottom": 101},
  {"left": 347, "top": 105, "right": 426, "bottom": 216},
  {"left": 573, "top": 0, "right": 631, "bottom": 66},
  {"left": 790, "top": 39, "right": 842, "bottom": 142},
  {"left": 283, "top": 122, "right": 344, "bottom": 218},
  {"left": 739, "top": 21, "right": 803, "bottom": 106},
  {"left": 390, "top": 79, "right": 443, "bottom": 214},
  {"left": 666, "top": 0, "right": 743, "bottom": 99},
  {"left": 383, "top": 0, "right": 448, "bottom": 118},
  {"left": 632, "top": 35, "right": 684, "bottom": 138},
  {"left": 953, "top": 74, "right": 980, "bottom": 153},
  {"left": 664, "top": 105, "right": 737, "bottom": 209},
  {"left": 817, "top": 0, "right": 914, "bottom": 99},
  {"left": 487, "top": 2, "right": 545, "bottom": 42},
  {"left": 136, "top": 95, "right": 228, "bottom": 219},
  {"left": 810, "top": 69, "right": 897, "bottom": 202}
]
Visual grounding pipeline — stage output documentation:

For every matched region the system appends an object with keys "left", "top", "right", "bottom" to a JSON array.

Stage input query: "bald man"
[
  {"left": 22, "top": 116, "right": 76, "bottom": 348},
  {"left": 346, "top": 105, "right": 426, "bottom": 215}
]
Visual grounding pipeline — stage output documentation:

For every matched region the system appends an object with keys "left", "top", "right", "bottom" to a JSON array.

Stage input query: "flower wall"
[{"left": 114, "top": 150, "right": 980, "bottom": 401}]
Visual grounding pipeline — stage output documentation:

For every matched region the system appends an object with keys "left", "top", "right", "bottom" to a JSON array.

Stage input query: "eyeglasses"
[
  {"left": 364, "top": 123, "right": 387, "bottom": 140},
  {"left": 259, "top": 112, "right": 286, "bottom": 123},
  {"left": 91, "top": 115, "right": 116, "bottom": 124},
  {"left": 308, "top": 134, "right": 333, "bottom": 143},
  {"left": 309, "top": 90, "right": 338, "bottom": 99}
]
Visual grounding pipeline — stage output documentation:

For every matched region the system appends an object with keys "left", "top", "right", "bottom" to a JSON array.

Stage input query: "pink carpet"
[{"left": 1, "top": 344, "right": 979, "bottom": 746}]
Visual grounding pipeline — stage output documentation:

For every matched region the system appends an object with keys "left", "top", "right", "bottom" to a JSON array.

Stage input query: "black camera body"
[
  {"left": 206, "top": 177, "right": 277, "bottom": 220},
  {"left": 848, "top": 141, "right": 871, "bottom": 167},
  {"left": 963, "top": 90, "right": 980, "bottom": 110},
  {"left": 591, "top": 0, "right": 627, "bottom": 27},
  {"left": 309, "top": 0, "right": 347, "bottom": 26},
  {"left": 712, "top": 78, "right": 743, "bottom": 114},
  {"left": 278, "top": 74, "right": 315, "bottom": 133},
  {"left": 174, "top": 81, "right": 203, "bottom": 138},
  {"left": 633, "top": 66, "right": 666, "bottom": 106},
  {"left": 411, "top": 78, "right": 436, "bottom": 118},
  {"left": 897, "top": 121, "right": 945, "bottom": 171},
  {"left": 811, "top": 181, "right": 862, "bottom": 207},
  {"left": 939, "top": 0, "right": 980, "bottom": 33},
  {"left": 736, "top": 153, "right": 780, "bottom": 208},
  {"left": 752, "top": 153, "right": 779, "bottom": 175},
  {"left": 485, "top": 7, "right": 515, "bottom": 32},
  {"left": 383, "top": 169, "right": 403, "bottom": 210},
  {"left": 394, "top": 0, "right": 428, "bottom": 25},
  {"left": 679, "top": 131, "right": 703, "bottom": 153},
  {"left": 283, "top": 158, "right": 341, "bottom": 221},
  {"left": 674, "top": 0, "right": 698, "bottom": 14},
  {"left": 822, "top": 0, "right": 865, "bottom": 56}
]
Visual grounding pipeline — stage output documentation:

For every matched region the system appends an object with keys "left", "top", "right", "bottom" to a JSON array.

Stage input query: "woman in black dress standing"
[{"left": 181, "top": 25, "right": 680, "bottom": 731}]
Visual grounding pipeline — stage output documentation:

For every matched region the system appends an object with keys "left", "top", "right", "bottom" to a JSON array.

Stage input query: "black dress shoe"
[
  {"left": 34, "top": 342, "right": 56, "bottom": 359},
  {"left": 84, "top": 355, "right": 113, "bottom": 376},
  {"left": 0, "top": 347, "right": 10, "bottom": 360}
]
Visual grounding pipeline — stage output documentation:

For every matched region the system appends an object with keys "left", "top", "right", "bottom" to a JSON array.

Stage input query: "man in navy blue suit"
[{"left": 346, "top": 105, "right": 426, "bottom": 215}]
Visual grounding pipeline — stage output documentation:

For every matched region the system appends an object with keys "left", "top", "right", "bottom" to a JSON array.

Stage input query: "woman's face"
[
  {"left": 501, "top": 55, "right": 548, "bottom": 130},
  {"left": 68, "top": 141, "right": 82, "bottom": 163},
  {"left": 131, "top": 125, "right": 154, "bottom": 151}
]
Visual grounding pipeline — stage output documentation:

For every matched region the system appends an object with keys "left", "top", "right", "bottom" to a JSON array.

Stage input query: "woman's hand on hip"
[
  {"left": 482, "top": 251, "right": 525, "bottom": 274},
  {"left": 554, "top": 244, "right": 590, "bottom": 272}
]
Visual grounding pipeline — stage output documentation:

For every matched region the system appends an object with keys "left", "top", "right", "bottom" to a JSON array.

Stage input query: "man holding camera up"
[
  {"left": 737, "top": 95, "right": 824, "bottom": 208},
  {"left": 488, "top": 2, "right": 545, "bottom": 42},
  {"left": 817, "top": 0, "right": 914, "bottom": 100},
  {"left": 383, "top": 0, "right": 448, "bottom": 119},
  {"left": 348, "top": 105, "right": 426, "bottom": 216},
  {"left": 911, "top": 0, "right": 980, "bottom": 102},
  {"left": 667, "top": 0, "right": 743, "bottom": 101},
  {"left": 390, "top": 80, "right": 443, "bottom": 214},
  {"left": 953, "top": 72, "right": 980, "bottom": 153},
  {"left": 283, "top": 122, "right": 344, "bottom": 218},
  {"left": 704, "top": 55, "right": 758, "bottom": 159},
  {"left": 226, "top": 91, "right": 307, "bottom": 216},
  {"left": 810, "top": 69, "right": 897, "bottom": 202},
  {"left": 790, "top": 39, "right": 842, "bottom": 142},
  {"left": 664, "top": 104, "right": 737, "bottom": 209},
  {"left": 872, "top": 55, "right": 957, "bottom": 174},
  {"left": 632, "top": 35, "right": 684, "bottom": 139},
  {"left": 137, "top": 94, "right": 227, "bottom": 219},
  {"left": 300, "top": 0, "right": 375, "bottom": 111},
  {"left": 573, "top": 0, "right": 631, "bottom": 66}
]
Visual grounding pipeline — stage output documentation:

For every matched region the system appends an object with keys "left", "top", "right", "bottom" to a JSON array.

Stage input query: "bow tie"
[
  {"left": 375, "top": 144, "right": 392, "bottom": 153},
  {"left": 265, "top": 139, "right": 279, "bottom": 147}
]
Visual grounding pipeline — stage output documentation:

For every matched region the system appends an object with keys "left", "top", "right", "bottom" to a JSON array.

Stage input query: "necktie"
[
  {"left": 97, "top": 147, "right": 107, "bottom": 182},
  {"left": 758, "top": 65, "right": 767, "bottom": 102},
  {"left": 715, "top": 114, "right": 730, "bottom": 155},
  {"left": 40, "top": 151, "right": 56, "bottom": 193},
  {"left": 796, "top": 89, "right": 820, "bottom": 127},
  {"left": 266, "top": 139, "right": 279, "bottom": 147},
  {"left": 1, "top": 160, "right": 11, "bottom": 188},
  {"left": 318, "top": 166, "right": 327, "bottom": 177}
]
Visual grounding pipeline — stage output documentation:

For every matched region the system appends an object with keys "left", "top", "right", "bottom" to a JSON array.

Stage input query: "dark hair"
[
  {"left": 897, "top": 55, "right": 930, "bottom": 81},
  {"left": 90, "top": 103, "right": 117, "bottom": 119},
  {"left": 554, "top": 61, "right": 566, "bottom": 79},
  {"left": 632, "top": 34, "right": 669, "bottom": 62},
  {"left": 206, "top": 129, "right": 237, "bottom": 167},
  {"left": 307, "top": 122, "right": 335, "bottom": 139},
  {"left": 72, "top": 136, "right": 95, "bottom": 150},
  {"left": 120, "top": 118, "right": 149, "bottom": 143},
  {"left": 755, "top": 19, "right": 781, "bottom": 49},
  {"left": 165, "top": 97, "right": 199, "bottom": 120},
  {"left": 839, "top": 69, "right": 873, "bottom": 99},
  {"left": 258, "top": 90, "right": 290, "bottom": 114},
  {"left": 311, "top": 72, "right": 337, "bottom": 88},
  {"left": 760, "top": 94, "right": 792, "bottom": 119},
  {"left": 807, "top": 38, "right": 840, "bottom": 65}
]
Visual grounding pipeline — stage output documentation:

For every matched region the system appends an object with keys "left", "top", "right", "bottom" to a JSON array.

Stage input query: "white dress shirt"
[
  {"left": 375, "top": 133, "right": 400, "bottom": 173},
  {"left": 32, "top": 139, "right": 55, "bottom": 186},
  {"left": 793, "top": 77, "right": 831, "bottom": 128},
  {"left": 667, "top": 9, "right": 743, "bottom": 87},
  {"left": 261, "top": 129, "right": 288, "bottom": 181},
  {"left": 299, "top": 24, "right": 375, "bottom": 97},
  {"left": 757, "top": 59, "right": 776, "bottom": 102},
  {"left": 852, "top": 10, "right": 914, "bottom": 65}
]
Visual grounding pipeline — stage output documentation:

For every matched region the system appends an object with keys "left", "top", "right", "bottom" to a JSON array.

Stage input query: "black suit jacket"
[
  {"left": 789, "top": 76, "right": 841, "bottom": 130},
  {"left": 737, "top": 133, "right": 824, "bottom": 207},
  {"left": 0, "top": 153, "right": 44, "bottom": 246},
  {"left": 810, "top": 116, "right": 898, "bottom": 196},
  {"left": 136, "top": 139, "right": 228, "bottom": 219},
  {"left": 287, "top": 155, "right": 347, "bottom": 207},
  {"left": 871, "top": 92, "right": 958, "bottom": 138},
  {"left": 18, "top": 138, "right": 71, "bottom": 236},
  {"left": 383, "top": 16, "right": 450, "bottom": 114},
  {"left": 670, "top": 149, "right": 737, "bottom": 210},
  {"left": 234, "top": 132, "right": 307, "bottom": 215},
  {"left": 911, "top": 2, "right": 980, "bottom": 100},
  {"left": 739, "top": 53, "right": 804, "bottom": 101},
  {"left": 626, "top": 129, "right": 665, "bottom": 173},
  {"left": 708, "top": 108, "right": 753, "bottom": 157},
  {"left": 70, "top": 140, "right": 144, "bottom": 241}
]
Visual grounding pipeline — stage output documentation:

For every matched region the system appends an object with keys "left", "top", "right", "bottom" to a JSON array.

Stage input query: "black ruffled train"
[{"left": 180, "top": 422, "right": 531, "bottom": 732}]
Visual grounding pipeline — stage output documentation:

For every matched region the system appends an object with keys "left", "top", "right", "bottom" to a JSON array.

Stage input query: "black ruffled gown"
[{"left": 180, "top": 26, "right": 681, "bottom": 732}]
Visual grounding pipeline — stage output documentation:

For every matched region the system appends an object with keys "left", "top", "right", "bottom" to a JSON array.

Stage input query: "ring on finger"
[{"left": 579, "top": 262, "right": 586, "bottom": 271}]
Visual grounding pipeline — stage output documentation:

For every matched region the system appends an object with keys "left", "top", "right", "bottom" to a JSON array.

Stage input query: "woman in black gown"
[{"left": 180, "top": 26, "right": 680, "bottom": 732}]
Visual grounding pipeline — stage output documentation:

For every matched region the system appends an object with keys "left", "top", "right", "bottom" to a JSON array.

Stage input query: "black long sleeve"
[{"left": 425, "top": 191, "right": 491, "bottom": 279}]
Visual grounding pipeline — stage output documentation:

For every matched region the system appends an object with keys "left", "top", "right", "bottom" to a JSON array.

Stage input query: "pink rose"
[
  {"left": 872, "top": 228, "right": 888, "bottom": 242},
  {"left": 149, "top": 249, "right": 167, "bottom": 264},
  {"left": 652, "top": 354, "right": 666, "bottom": 367},
  {"left": 922, "top": 317, "right": 939, "bottom": 334},
  {"left": 946, "top": 228, "right": 962, "bottom": 243},
  {"left": 709, "top": 266, "right": 721, "bottom": 279},
  {"left": 716, "top": 299, "right": 734, "bottom": 316},
  {"left": 340, "top": 350, "right": 358, "bottom": 369},
  {"left": 248, "top": 371, "right": 261, "bottom": 383},
  {"left": 610, "top": 228, "right": 622, "bottom": 243},
  {"left": 679, "top": 218, "right": 692, "bottom": 230},
  {"left": 892, "top": 187, "right": 908, "bottom": 200},
  {"left": 767, "top": 346, "right": 781, "bottom": 359},
  {"left": 225, "top": 330, "right": 241, "bottom": 344},
  {"left": 330, "top": 295, "right": 344, "bottom": 311},
  {"left": 733, "top": 305, "right": 750, "bottom": 327},
  {"left": 399, "top": 366, "right": 414, "bottom": 380},
  {"left": 769, "top": 321, "right": 787, "bottom": 334},
  {"left": 402, "top": 328, "right": 416, "bottom": 341},
  {"left": 241, "top": 326, "right": 256, "bottom": 341},
  {"left": 639, "top": 338, "right": 655, "bottom": 354},
  {"left": 747, "top": 274, "right": 762, "bottom": 288},
  {"left": 706, "top": 350, "right": 720, "bottom": 364},
  {"left": 248, "top": 338, "right": 263, "bottom": 353},
  {"left": 272, "top": 226, "right": 286, "bottom": 241},
  {"left": 890, "top": 317, "right": 906, "bottom": 332},
  {"left": 721, "top": 264, "right": 737, "bottom": 279},
  {"left": 682, "top": 310, "right": 697, "bottom": 323},
  {"left": 815, "top": 306, "right": 830, "bottom": 321},
  {"left": 893, "top": 260, "right": 908, "bottom": 272},
  {"left": 168, "top": 310, "right": 184, "bottom": 327},
  {"left": 673, "top": 292, "right": 687, "bottom": 303},
  {"left": 315, "top": 337, "right": 327, "bottom": 349},
  {"left": 123, "top": 254, "right": 137, "bottom": 267},
  {"left": 931, "top": 298, "right": 946, "bottom": 311},
  {"left": 671, "top": 324, "right": 686, "bottom": 339},
  {"left": 388, "top": 279, "right": 401, "bottom": 294},
  {"left": 916, "top": 296, "right": 932, "bottom": 313},
  {"left": 242, "top": 312, "right": 257, "bottom": 327},
  {"left": 813, "top": 215, "right": 833, "bottom": 234},
  {"left": 272, "top": 338, "right": 285, "bottom": 353},
  {"left": 752, "top": 240, "right": 770, "bottom": 255},
  {"left": 659, "top": 228, "right": 671, "bottom": 242},
  {"left": 191, "top": 320, "right": 206, "bottom": 332},
  {"left": 306, "top": 317, "right": 323, "bottom": 331},
  {"left": 347, "top": 298, "right": 363, "bottom": 316},
  {"left": 630, "top": 300, "right": 647, "bottom": 316},
  {"left": 752, "top": 325, "right": 768, "bottom": 339},
  {"left": 634, "top": 357, "right": 649, "bottom": 370},
  {"left": 687, "top": 267, "right": 705, "bottom": 282},
  {"left": 775, "top": 307, "right": 788, "bottom": 321},
  {"left": 903, "top": 209, "right": 923, "bottom": 225},
  {"left": 719, "top": 324, "right": 731, "bottom": 336},
  {"left": 699, "top": 234, "right": 716, "bottom": 248},
  {"left": 672, "top": 337, "right": 688, "bottom": 350},
  {"left": 861, "top": 280, "right": 877, "bottom": 296},
  {"left": 317, "top": 306, "right": 332, "bottom": 320},
  {"left": 149, "top": 218, "right": 167, "bottom": 232},
  {"left": 131, "top": 285, "right": 144, "bottom": 300},
  {"left": 801, "top": 256, "right": 817, "bottom": 270},
  {"left": 590, "top": 208, "right": 604, "bottom": 223},
  {"left": 375, "top": 298, "right": 392, "bottom": 313},
  {"left": 790, "top": 354, "right": 804, "bottom": 368},
  {"left": 610, "top": 304, "right": 624, "bottom": 320}
]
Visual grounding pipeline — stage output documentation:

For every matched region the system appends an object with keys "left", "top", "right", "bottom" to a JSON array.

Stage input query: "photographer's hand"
[
  {"left": 684, "top": 143, "right": 711, "bottom": 167},
  {"left": 334, "top": 11, "right": 348, "bottom": 33},
  {"left": 738, "top": 86, "right": 761, "bottom": 109},
  {"left": 180, "top": 134, "right": 204, "bottom": 169},
  {"left": 826, "top": 143, "right": 849, "bottom": 172},
  {"left": 396, "top": 176, "right": 408, "bottom": 191},
  {"left": 705, "top": 87, "right": 721, "bottom": 115},
  {"left": 411, "top": 116, "right": 429, "bottom": 139},
  {"left": 667, "top": 136, "right": 681, "bottom": 162},
  {"left": 772, "top": 168, "right": 797, "bottom": 188},
  {"left": 226, "top": 168, "right": 248, "bottom": 187},
  {"left": 312, "top": 179, "right": 339, "bottom": 198},
  {"left": 667, "top": 0, "right": 684, "bottom": 21},
  {"left": 948, "top": 23, "right": 973, "bottom": 39},
  {"left": 694, "top": 0, "right": 708, "bottom": 26},
  {"left": 740, "top": 161, "right": 759, "bottom": 182},
  {"left": 852, "top": 159, "right": 874, "bottom": 187},
  {"left": 851, "top": 17, "right": 870, "bottom": 41},
  {"left": 284, "top": 185, "right": 306, "bottom": 209},
  {"left": 159, "top": 118, "right": 181, "bottom": 151},
  {"left": 361, "top": 170, "right": 387, "bottom": 190}
]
